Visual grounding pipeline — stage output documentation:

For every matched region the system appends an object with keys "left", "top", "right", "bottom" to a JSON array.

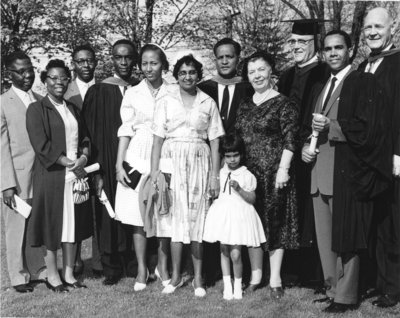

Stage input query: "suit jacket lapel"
[
  {"left": 315, "top": 82, "right": 329, "bottom": 114},
  {"left": 8, "top": 88, "right": 29, "bottom": 114},
  {"left": 323, "top": 69, "right": 353, "bottom": 115}
]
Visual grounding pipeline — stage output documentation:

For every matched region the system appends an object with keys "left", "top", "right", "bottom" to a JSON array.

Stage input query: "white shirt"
[
  {"left": 217, "top": 83, "right": 235, "bottom": 116},
  {"left": 76, "top": 77, "right": 95, "bottom": 100},
  {"left": 114, "top": 74, "right": 129, "bottom": 96},
  {"left": 12, "top": 85, "right": 36, "bottom": 108},
  {"left": 322, "top": 65, "right": 352, "bottom": 105},
  {"left": 365, "top": 44, "right": 392, "bottom": 74}
]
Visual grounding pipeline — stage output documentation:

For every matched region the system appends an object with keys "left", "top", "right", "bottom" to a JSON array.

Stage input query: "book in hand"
[
  {"left": 122, "top": 161, "right": 142, "bottom": 190},
  {"left": 13, "top": 195, "right": 32, "bottom": 218}
]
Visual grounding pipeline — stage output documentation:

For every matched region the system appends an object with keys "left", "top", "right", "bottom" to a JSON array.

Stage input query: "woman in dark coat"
[
  {"left": 26, "top": 59, "right": 92, "bottom": 292},
  {"left": 235, "top": 52, "right": 299, "bottom": 299}
]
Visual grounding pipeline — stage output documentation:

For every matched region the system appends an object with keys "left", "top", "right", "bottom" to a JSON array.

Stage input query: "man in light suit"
[
  {"left": 64, "top": 44, "right": 97, "bottom": 110},
  {"left": 302, "top": 30, "right": 391, "bottom": 313},
  {"left": 1, "top": 51, "right": 47, "bottom": 293},
  {"left": 64, "top": 44, "right": 102, "bottom": 277}
]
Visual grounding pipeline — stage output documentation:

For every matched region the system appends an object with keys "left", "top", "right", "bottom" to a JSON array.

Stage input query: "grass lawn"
[{"left": 1, "top": 222, "right": 399, "bottom": 317}]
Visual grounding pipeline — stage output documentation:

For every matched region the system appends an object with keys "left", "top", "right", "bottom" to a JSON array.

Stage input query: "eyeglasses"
[
  {"left": 73, "top": 59, "right": 96, "bottom": 66},
  {"left": 287, "top": 39, "right": 314, "bottom": 47},
  {"left": 46, "top": 75, "right": 70, "bottom": 82},
  {"left": 178, "top": 70, "right": 197, "bottom": 77},
  {"left": 113, "top": 55, "right": 135, "bottom": 61},
  {"left": 8, "top": 67, "right": 35, "bottom": 77}
]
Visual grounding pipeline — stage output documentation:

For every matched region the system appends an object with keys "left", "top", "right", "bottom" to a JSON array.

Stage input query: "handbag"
[
  {"left": 122, "top": 161, "right": 142, "bottom": 190},
  {"left": 73, "top": 178, "right": 90, "bottom": 204}
]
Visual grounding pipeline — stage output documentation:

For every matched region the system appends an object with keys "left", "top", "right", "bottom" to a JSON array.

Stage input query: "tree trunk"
[
  {"left": 144, "top": 0, "right": 155, "bottom": 44},
  {"left": 331, "top": 0, "right": 343, "bottom": 30},
  {"left": 350, "top": 1, "right": 367, "bottom": 62}
]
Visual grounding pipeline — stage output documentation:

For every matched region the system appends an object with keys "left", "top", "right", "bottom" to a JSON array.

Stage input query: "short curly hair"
[
  {"left": 172, "top": 54, "right": 203, "bottom": 80},
  {"left": 241, "top": 51, "right": 275, "bottom": 82},
  {"left": 40, "top": 59, "right": 71, "bottom": 83}
]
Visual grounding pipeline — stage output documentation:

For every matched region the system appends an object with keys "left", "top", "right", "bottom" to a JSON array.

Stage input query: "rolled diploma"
[
  {"left": 99, "top": 190, "right": 115, "bottom": 219},
  {"left": 309, "top": 114, "right": 324, "bottom": 153},
  {"left": 66, "top": 163, "right": 100, "bottom": 182}
]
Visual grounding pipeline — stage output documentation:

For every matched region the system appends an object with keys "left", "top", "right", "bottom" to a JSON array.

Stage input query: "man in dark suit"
[
  {"left": 198, "top": 38, "right": 253, "bottom": 135},
  {"left": 198, "top": 38, "right": 256, "bottom": 287},
  {"left": 82, "top": 39, "right": 139, "bottom": 285},
  {"left": 1, "top": 51, "right": 47, "bottom": 292},
  {"left": 358, "top": 7, "right": 400, "bottom": 308},
  {"left": 64, "top": 44, "right": 102, "bottom": 277},
  {"left": 278, "top": 20, "right": 330, "bottom": 288},
  {"left": 302, "top": 30, "right": 391, "bottom": 313},
  {"left": 65, "top": 44, "right": 97, "bottom": 110}
]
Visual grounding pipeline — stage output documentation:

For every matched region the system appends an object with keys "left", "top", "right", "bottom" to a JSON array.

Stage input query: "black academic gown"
[
  {"left": 198, "top": 80, "right": 254, "bottom": 135},
  {"left": 359, "top": 50, "right": 400, "bottom": 255},
  {"left": 82, "top": 81, "right": 135, "bottom": 255},
  {"left": 309, "top": 70, "right": 392, "bottom": 253},
  {"left": 279, "top": 61, "right": 330, "bottom": 247}
]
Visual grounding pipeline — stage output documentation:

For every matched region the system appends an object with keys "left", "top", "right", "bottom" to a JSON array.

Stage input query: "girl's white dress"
[
  {"left": 203, "top": 165, "right": 266, "bottom": 247},
  {"left": 114, "top": 79, "right": 170, "bottom": 233}
]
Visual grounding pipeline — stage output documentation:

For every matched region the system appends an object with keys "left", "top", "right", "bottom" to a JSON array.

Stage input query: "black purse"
[{"left": 122, "top": 161, "right": 142, "bottom": 190}]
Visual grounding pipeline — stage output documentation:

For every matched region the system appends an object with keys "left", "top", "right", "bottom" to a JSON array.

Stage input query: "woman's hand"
[
  {"left": 69, "top": 155, "right": 87, "bottom": 179},
  {"left": 210, "top": 177, "right": 220, "bottom": 199},
  {"left": 275, "top": 167, "right": 290, "bottom": 189},
  {"left": 116, "top": 166, "right": 131, "bottom": 187}
]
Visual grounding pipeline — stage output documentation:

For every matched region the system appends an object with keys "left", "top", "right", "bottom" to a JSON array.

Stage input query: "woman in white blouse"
[{"left": 114, "top": 44, "right": 170, "bottom": 291}]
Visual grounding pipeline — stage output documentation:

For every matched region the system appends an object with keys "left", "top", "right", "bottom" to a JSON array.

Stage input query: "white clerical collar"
[{"left": 297, "top": 55, "right": 319, "bottom": 68}]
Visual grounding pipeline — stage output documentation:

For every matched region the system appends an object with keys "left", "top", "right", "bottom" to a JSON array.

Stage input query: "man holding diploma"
[
  {"left": 1, "top": 51, "right": 47, "bottom": 292},
  {"left": 301, "top": 30, "right": 391, "bottom": 313}
]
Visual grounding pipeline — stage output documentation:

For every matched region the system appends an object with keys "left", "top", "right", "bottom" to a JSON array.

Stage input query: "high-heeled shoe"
[
  {"left": 134, "top": 269, "right": 149, "bottom": 292},
  {"left": 192, "top": 280, "right": 206, "bottom": 298},
  {"left": 162, "top": 279, "right": 184, "bottom": 294},
  {"left": 45, "top": 279, "right": 69, "bottom": 293},
  {"left": 155, "top": 267, "right": 171, "bottom": 287},
  {"left": 61, "top": 277, "right": 87, "bottom": 289}
]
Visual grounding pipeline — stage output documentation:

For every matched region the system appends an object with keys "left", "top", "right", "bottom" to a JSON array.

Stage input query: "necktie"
[
  {"left": 220, "top": 85, "right": 229, "bottom": 123},
  {"left": 321, "top": 77, "right": 337, "bottom": 113},
  {"left": 123, "top": 86, "right": 127, "bottom": 96}
]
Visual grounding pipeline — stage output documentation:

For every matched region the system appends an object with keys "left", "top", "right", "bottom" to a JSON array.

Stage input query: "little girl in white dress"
[{"left": 203, "top": 134, "right": 266, "bottom": 300}]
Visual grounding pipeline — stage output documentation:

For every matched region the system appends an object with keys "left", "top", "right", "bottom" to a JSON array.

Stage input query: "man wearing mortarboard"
[{"left": 278, "top": 19, "right": 330, "bottom": 290}]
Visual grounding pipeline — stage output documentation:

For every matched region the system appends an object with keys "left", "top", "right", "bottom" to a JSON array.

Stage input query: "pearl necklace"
[
  {"left": 253, "top": 88, "right": 274, "bottom": 106},
  {"left": 48, "top": 95, "right": 65, "bottom": 107}
]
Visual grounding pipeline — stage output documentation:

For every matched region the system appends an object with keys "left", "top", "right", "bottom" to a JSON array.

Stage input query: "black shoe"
[
  {"left": 372, "top": 294, "right": 399, "bottom": 308},
  {"left": 14, "top": 283, "right": 34, "bottom": 293},
  {"left": 270, "top": 286, "right": 284, "bottom": 299},
  {"left": 246, "top": 283, "right": 261, "bottom": 293},
  {"left": 361, "top": 287, "right": 379, "bottom": 301},
  {"left": 45, "top": 279, "right": 69, "bottom": 293},
  {"left": 92, "top": 269, "right": 104, "bottom": 279},
  {"left": 314, "top": 285, "right": 327, "bottom": 295},
  {"left": 313, "top": 296, "right": 334, "bottom": 304},
  {"left": 73, "top": 262, "right": 84, "bottom": 276},
  {"left": 323, "top": 302, "right": 357, "bottom": 313},
  {"left": 103, "top": 275, "right": 121, "bottom": 286}
]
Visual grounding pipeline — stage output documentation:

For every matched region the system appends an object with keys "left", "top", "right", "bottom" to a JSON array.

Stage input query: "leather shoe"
[
  {"left": 45, "top": 280, "right": 69, "bottom": 293},
  {"left": 323, "top": 302, "right": 357, "bottom": 313},
  {"left": 92, "top": 269, "right": 104, "bottom": 279},
  {"left": 269, "top": 286, "right": 284, "bottom": 299},
  {"left": 245, "top": 283, "right": 260, "bottom": 293},
  {"left": 103, "top": 275, "right": 121, "bottom": 286},
  {"left": 372, "top": 294, "right": 399, "bottom": 308},
  {"left": 361, "top": 288, "right": 379, "bottom": 301},
  {"left": 313, "top": 296, "right": 334, "bottom": 304},
  {"left": 63, "top": 280, "right": 87, "bottom": 289},
  {"left": 14, "top": 284, "right": 34, "bottom": 293}
]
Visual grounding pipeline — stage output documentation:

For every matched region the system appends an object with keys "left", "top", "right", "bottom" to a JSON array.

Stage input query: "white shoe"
[
  {"left": 134, "top": 269, "right": 149, "bottom": 292},
  {"left": 192, "top": 280, "right": 206, "bottom": 297},
  {"left": 155, "top": 267, "right": 171, "bottom": 287},
  {"left": 162, "top": 279, "right": 184, "bottom": 294}
]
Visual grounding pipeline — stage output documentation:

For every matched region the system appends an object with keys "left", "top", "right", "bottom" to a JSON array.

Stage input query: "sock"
[
  {"left": 250, "top": 269, "right": 262, "bottom": 285},
  {"left": 234, "top": 277, "right": 243, "bottom": 299},
  {"left": 223, "top": 275, "right": 232, "bottom": 293}
]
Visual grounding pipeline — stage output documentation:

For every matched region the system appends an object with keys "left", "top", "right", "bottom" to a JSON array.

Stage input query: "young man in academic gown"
[
  {"left": 82, "top": 39, "right": 139, "bottom": 285},
  {"left": 198, "top": 38, "right": 254, "bottom": 287},
  {"left": 64, "top": 44, "right": 102, "bottom": 277},
  {"left": 358, "top": 7, "right": 400, "bottom": 308},
  {"left": 302, "top": 30, "right": 392, "bottom": 313},
  {"left": 278, "top": 19, "right": 330, "bottom": 289},
  {"left": 1, "top": 52, "right": 47, "bottom": 292}
]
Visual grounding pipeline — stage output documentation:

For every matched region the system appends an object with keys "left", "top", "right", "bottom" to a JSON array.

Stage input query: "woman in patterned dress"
[
  {"left": 150, "top": 55, "right": 224, "bottom": 297},
  {"left": 235, "top": 51, "right": 299, "bottom": 299},
  {"left": 114, "top": 44, "right": 170, "bottom": 291}
]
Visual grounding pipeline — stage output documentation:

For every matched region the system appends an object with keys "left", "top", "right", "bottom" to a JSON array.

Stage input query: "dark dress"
[
  {"left": 26, "top": 96, "right": 93, "bottom": 251},
  {"left": 235, "top": 94, "right": 299, "bottom": 251}
]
